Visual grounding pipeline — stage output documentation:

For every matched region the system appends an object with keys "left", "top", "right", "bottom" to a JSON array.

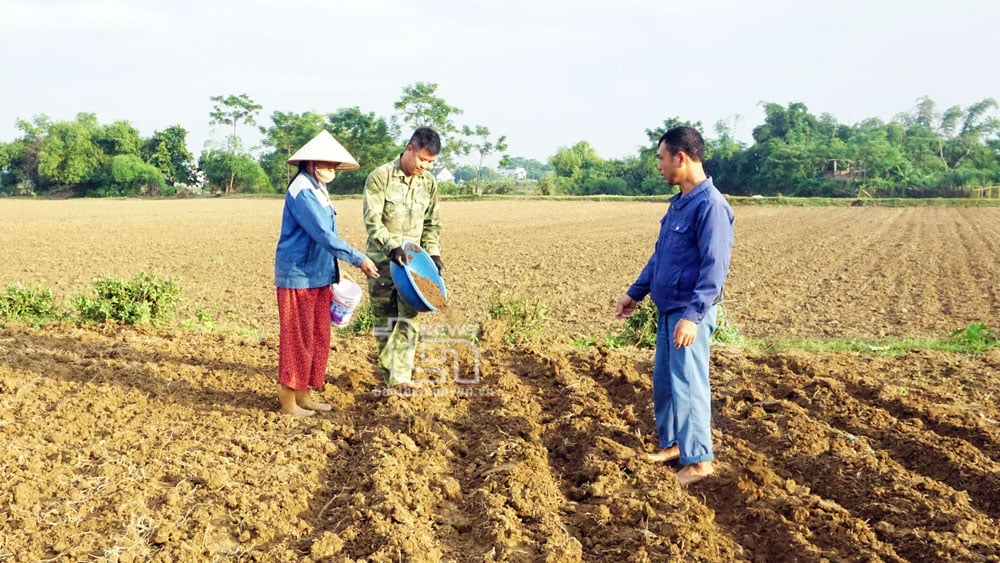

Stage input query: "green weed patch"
[
  {"left": 488, "top": 289, "right": 549, "bottom": 347},
  {"left": 0, "top": 283, "right": 62, "bottom": 326},
  {"left": 73, "top": 271, "right": 181, "bottom": 326}
]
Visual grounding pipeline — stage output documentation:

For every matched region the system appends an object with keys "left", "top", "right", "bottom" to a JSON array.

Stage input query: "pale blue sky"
[{"left": 1, "top": 0, "right": 997, "bottom": 164}]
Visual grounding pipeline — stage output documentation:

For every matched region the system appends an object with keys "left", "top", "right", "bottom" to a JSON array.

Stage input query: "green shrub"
[
  {"left": 179, "top": 306, "right": 216, "bottom": 331},
  {"left": 339, "top": 301, "right": 375, "bottom": 334},
  {"left": 111, "top": 154, "right": 167, "bottom": 196},
  {"left": 0, "top": 283, "right": 61, "bottom": 326},
  {"left": 712, "top": 304, "right": 744, "bottom": 345},
  {"left": 949, "top": 323, "right": 999, "bottom": 351},
  {"left": 610, "top": 301, "right": 741, "bottom": 348},
  {"left": 199, "top": 150, "right": 272, "bottom": 194},
  {"left": 73, "top": 271, "right": 181, "bottom": 326},
  {"left": 613, "top": 299, "right": 659, "bottom": 348},
  {"left": 488, "top": 289, "right": 549, "bottom": 347}
]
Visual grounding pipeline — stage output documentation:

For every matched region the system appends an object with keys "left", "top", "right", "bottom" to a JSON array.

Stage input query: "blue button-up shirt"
[{"left": 627, "top": 177, "right": 734, "bottom": 324}]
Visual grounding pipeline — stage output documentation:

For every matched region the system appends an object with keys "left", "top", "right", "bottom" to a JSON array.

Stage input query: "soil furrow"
[
  {"left": 713, "top": 352, "right": 1000, "bottom": 561},
  {"left": 703, "top": 432, "right": 905, "bottom": 562}
]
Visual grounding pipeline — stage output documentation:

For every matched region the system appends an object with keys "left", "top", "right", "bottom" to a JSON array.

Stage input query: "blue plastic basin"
[{"left": 389, "top": 242, "right": 448, "bottom": 312}]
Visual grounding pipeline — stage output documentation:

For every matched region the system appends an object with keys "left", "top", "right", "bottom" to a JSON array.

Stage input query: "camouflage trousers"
[{"left": 368, "top": 260, "right": 421, "bottom": 386}]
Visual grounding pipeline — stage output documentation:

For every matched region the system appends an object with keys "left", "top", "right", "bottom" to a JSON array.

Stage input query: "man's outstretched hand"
[{"left": 615, "top": 295, "right": 638, "bottom": 319}]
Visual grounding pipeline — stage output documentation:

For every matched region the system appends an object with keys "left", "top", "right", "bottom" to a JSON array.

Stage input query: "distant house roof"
[
  {"left": 435, "top": 168, "right": 455, "bottom": 182},
  {"left": 499, "top": 167, "right": 527, "bottom": 180}
]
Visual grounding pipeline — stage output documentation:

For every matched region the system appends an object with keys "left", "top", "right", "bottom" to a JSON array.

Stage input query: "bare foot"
[
  {"left": 278, "top": 385, "right": 316, "bottom": 417},
  {"left": 299, "top": 400, "right": 332, "bottom": 412},
  {"left": 294, "top": 389, "right": 332, "bottom": 412},
  {"left": 646, "top": 445, "right": 680, "bottom": 463},
  {"left": 676, "top": 461, "right": 715, "bottom": 486},
  {"left": 280, "top": 404, "right": 316, "bottom": 417},
  {"left": 390, "top": 381, "right": 419, "bottom": 396}
]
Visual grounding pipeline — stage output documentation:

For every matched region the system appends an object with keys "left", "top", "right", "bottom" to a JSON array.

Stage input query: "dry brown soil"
[{"left": 1, "top": 199, "right": 998, "bottom": 562}]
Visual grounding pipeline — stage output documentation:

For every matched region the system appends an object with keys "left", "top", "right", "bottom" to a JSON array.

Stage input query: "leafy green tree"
[
  {"left": 325, "top": 107, "right": 400, "bottom": 194},
  {"left": 549, "top": 141, "right": 603, "bottom": 184},
  {"left": 843, "top": 119, "right": 911, "bottom": 196},
  {"left": 752, "top": 102, "right": 819, "bottom": 144},
  {"left": 460, "top": 125, "right": 508, "bottom": 192},
  {"left": 110, "top": 154, "right": 166, "bottom": 196},
  {"left": 0, "top": 141, "right": 15, "bottom": 194},
  {"left": 453, "top": 165, "right": 477, "bottom": 183},
  {"left": 394, "top": 82, "right": 462, "bottom": 135},
  {"left": 258, "top": 108, "right": 399, "bottom": 194},
  {"left": 36, "top": 113, "right": 103, "bottom": 193},
  {"left": 5, "top": 116, "right": 51, "bottom": 194},
  {"left": 546, "top": 140, "right": 656, "bottom": 195},
  {"left": 892, "top": 96, "right": 1000, "bottom": 193},
  {"left": 259, "top": 110, "right": 328, "bottom": 191},
  {"left": 938, "top": 98, "right": 997, "bottom": 171},
  {"left": 704, "top": 118, "right": 751, "bottom": 195},
  {"left": 393, "top": 82, "right": 465, "bottom": 165},
  {"left": 209, "top": 93, "right": 262, "bottom": 193},
  {"left": 581, "top": 174, "right": 628, "bottom": 195},
  {"left": 143, "top": 125, "right": 194, "bottom": 186},
  {"left": 745, "top": 103, "right": 839, "bottom": 195},
  {"left": 602, "top": 156, "right": 659, "bottom": 195},
  {"left": 95, "top": 121, "right": 141, "bottom": 157},
  {"left": 210, "top": 93, "right": 262, "bottom": 153},
  {"left": 709, "top": 117, "right": 745, "bottom": 161},
  {"left": 199, "top": 149, "right": 271, "bottom": 194}
]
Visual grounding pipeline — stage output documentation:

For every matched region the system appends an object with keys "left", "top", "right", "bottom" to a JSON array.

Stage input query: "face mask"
[{"left": 314, "top": 167, "right": 336, "bottom": 183}]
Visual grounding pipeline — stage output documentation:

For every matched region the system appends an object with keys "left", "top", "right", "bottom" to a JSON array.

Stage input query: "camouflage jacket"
[{"left": 363, "top": 158, "right": 442, "bottom": 260}]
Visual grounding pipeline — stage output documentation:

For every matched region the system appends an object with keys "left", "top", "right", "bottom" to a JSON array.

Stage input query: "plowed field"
[{"left": 1, "top": 199, "right": 998, "bottom": 562}]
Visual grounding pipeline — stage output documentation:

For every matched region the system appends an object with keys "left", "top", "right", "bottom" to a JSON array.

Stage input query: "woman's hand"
[{"left": 359, "top": 257, "right": 380, "bottom": 279}]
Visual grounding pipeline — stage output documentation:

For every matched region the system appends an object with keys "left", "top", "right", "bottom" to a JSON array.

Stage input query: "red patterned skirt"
[{"left": 277, "top": 286, "right": 332, "bottom": 390}]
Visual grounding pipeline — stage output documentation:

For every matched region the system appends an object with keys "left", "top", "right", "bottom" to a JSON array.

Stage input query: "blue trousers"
[{"left": 652, "top": 306, "right": 717, "bottom": 465}]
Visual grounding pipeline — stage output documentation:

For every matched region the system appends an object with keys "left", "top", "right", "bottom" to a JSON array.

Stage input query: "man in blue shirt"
[{"left": 615, "top": 127, "right": 734, "bottom": 485}]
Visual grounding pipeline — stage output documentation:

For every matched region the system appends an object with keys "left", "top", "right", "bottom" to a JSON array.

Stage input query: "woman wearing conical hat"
[{"left": 274, "top": 131, "right": 380, "bottom": 417}]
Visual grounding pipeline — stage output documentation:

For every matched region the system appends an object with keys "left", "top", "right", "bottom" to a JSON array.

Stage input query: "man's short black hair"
[
  {"left": 409, "top": 127, "right": 441, "bottom": 155},
  {"left": 659, "top": 127, "right": 705, "bottom": 162}
]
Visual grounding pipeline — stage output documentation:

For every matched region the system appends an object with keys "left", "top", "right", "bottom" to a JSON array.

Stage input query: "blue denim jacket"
[
  {"left": 627, "top": 177, "right": 734, "bottom": 324},
  {"left": 274, "top": 173, "right": 366, "bottom": 289}
]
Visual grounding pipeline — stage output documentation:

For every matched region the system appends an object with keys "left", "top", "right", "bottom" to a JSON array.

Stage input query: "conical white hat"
[{"left": 286, "top": 130, "right": 360, "bottom": 171}]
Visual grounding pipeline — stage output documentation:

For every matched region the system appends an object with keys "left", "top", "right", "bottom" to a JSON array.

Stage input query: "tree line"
[
  {"left": 1, "top": 85, "right": 997, "bottom": 198},
  {"left": 543, "top": 98, "right": 1000, "bottom": 198}
]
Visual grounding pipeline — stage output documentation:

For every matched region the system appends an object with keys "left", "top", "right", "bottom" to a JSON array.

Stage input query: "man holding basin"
[
  {"left": 615, "top": 126, "right": 734, "bottom": 485},
  {"left": 363, "top": 127, "right": 444, "bottom": 391}
]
